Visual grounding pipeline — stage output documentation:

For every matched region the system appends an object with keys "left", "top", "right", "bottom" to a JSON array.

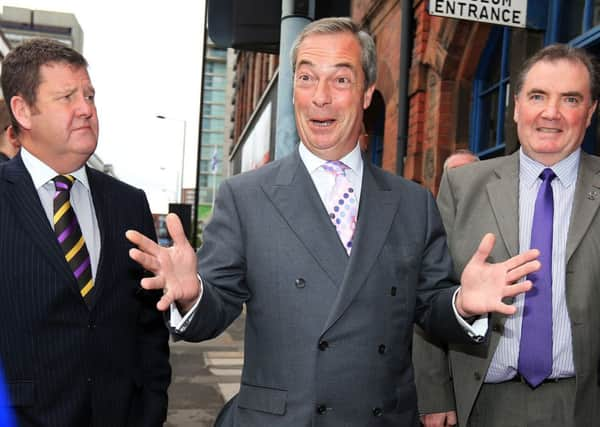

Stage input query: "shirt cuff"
[
  {"left": 170, "top": 274, "right": 203, "bottom": 332},
  {"left": 452, "top": 288, "right": 488, "bottom": 342}
]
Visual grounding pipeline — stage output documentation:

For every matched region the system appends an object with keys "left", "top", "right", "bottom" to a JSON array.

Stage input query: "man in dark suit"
[
  {"left": 127, "top": 18, "right": 539, "bottom": 426},
  {"left": 0, "top": 38, "right": 171, "bottom": 426},
  {"left": 414, "top": 44, "right": 600, "bottom": 427}
]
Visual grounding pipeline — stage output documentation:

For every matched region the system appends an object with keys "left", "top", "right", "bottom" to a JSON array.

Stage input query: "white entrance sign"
[{"left": 429, "top": 0, "right": 528, "bottom": 28}]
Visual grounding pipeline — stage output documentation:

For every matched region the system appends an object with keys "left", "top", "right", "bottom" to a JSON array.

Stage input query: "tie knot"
[
  {"left": 54, "top": 175, "right": 75, "bottom": 192},
  {"left": 539, "top": 168, "right": 556, "bottom": 182},
  {"left": 322, "top": 160, "right": 349, "bottom": 176}
]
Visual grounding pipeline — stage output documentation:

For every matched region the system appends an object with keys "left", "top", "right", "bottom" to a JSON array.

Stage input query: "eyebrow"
[
  {"left": 296, "top": 59, "right": 356, "bottom": 72},
  {"left": 526, "top": 88, "right": 584, "bottom": 98}
]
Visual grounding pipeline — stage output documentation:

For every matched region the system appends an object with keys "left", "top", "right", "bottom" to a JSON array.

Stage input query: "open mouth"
[
  {"left": 536, "top": 127, "right": 562, "bottom": 133},
  {"left": 310, "top": 119, "right": 335, "bottom": 127}
]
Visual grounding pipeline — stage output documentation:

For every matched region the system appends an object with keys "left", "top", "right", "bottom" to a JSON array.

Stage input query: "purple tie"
[{"left": 518, "top": 168, "right": 555, "bottom": 387}]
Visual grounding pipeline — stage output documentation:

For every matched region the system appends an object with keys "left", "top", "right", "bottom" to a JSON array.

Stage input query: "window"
[
  {"left": 546, "top": 0, "right": 600, "bottom": 154},
  {"left": 204, "top": 89, "right": 226, "bottom": 102},
  {"left": 205, "top": 62, "right": 226, "bottom": 74},
  {"left": 201, "top": 132, "right": 225, "bottom": 144},
  {"left": 204, "top": 75, "right": 227, "bottom": 88},
  {"left": 547, "top": 0, "right": 600, "bottom": 44},
  {"left": 201, "top": 145, "right": 223, "bottom": 158},
  {"left": 470, "top": 27, "right": 511, "bottom": 159}
]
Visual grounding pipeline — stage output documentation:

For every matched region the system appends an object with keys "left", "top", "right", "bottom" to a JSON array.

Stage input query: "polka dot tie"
[{"left": 322, "top": 161, "right": 357, "bottom": 254}]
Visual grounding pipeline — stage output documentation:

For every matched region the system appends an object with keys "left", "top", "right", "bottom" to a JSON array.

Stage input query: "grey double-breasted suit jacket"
[
  {"left": 176, "top": 149, "right": 475, "bottom": 426},
  {"left": 413, "top": 151, "right": 600, "bottom": 427}
]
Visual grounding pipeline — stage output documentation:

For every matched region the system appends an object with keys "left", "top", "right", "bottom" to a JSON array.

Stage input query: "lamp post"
[{"left": 156, "top": 115, "right": 187, "bottom": 203}]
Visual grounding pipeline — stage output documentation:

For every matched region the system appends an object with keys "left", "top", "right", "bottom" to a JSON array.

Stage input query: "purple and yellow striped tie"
[{"left": 53, "top": 175, "right": 94, "bottom": 304}]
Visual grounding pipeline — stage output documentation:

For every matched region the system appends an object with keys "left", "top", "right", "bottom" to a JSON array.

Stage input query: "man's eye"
[
  {"left": 529, "top": 94, "right": 544, "bottom": 102},
  {"left": 564, "top": 96, "right": 579, "bottom": 105},
  {"left": 331, "top": 77, "right": 352, "bottom": 89}
]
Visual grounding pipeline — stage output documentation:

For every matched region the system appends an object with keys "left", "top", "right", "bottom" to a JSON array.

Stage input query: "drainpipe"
[
  {"left": 396, "top": 0, "right": 413, "bottom": 176},
  {"left": 274, "top": 0, "right": 315, "bottom": 159}
]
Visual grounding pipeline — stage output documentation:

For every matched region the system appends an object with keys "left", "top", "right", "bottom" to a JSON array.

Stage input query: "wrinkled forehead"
[{"left": 523, "top": 58, "right": 592, "bottom": 91}]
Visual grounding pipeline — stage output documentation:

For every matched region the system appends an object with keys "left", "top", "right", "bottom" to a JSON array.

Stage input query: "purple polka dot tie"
[
  {"left": 518, "top": 168, "right": 555, "bottom": 387},
  {"left": 322, "top": 161, "right": 357, "bottom": 254},
  {"left": 53, "top": 175, "right": 94, "bottom": 305}
]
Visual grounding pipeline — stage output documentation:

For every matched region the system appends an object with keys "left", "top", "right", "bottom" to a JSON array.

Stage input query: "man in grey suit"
[
  {"left": 414, "top": 44, "right": 600, "bottom": 427},
  {"left": 127, "top": 17, "right": 539, "bottom": 426}
]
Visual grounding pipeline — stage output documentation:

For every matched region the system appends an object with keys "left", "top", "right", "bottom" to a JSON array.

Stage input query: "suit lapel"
[
  {"left": 566, "top": 152, "right": 600, "bottom": 263},
  {"left": 486, "top": 152, "right": 520, "bottom": 258},
  {"left": 322, "top": 160, "right": 398, "bottom": 333},
  {"left": 2, "top": 156, "right": 78, "bottom": 289},
  {"left": 261, "top": 152, "right": 348, "bottom": 289},
  {"left": 86, "top": 168, "right": 111, "bottom": 308}
]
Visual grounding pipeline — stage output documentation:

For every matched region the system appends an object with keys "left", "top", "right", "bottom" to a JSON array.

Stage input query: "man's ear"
[
  {"left": 10, "top": 95, "right": 33, "bottom": 132},
  {"left": 363, "top": 84, "right": 376, "bottom": 110},
  {"left": 6, "top": 126, "right": 20, "bottom": 149}
]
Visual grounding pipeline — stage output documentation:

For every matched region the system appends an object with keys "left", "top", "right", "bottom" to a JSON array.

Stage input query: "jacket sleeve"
[
  {"left": 413, "top": 171, "right": 459, "bottom": 415},
  {"left": 175, "top": 179, "right": 249, "bottom": 343}
]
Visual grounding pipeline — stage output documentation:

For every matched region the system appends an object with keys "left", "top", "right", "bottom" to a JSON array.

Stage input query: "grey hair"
[
  {"left": 290, "top": 17, "right": 377, "bottom": 88},
  {"left": 514, "top": 43, "right": 600, "bottom": 102}
]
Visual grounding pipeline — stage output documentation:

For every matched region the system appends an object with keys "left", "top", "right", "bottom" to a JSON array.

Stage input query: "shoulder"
[
  {"left": 443, "top": 154, "right": 516, "bottom": 189},
  {"left": 580, "top": 151, "right": 600, "bottom": 171},
  {"left": 224, "top": 153, "right": 299, "bottom": 189},
  {"left": 86, "top": 167, "right": 146, "bottom": 198},
  {"left": 367, "top": 162, "right": 431, "bottom": 196}
]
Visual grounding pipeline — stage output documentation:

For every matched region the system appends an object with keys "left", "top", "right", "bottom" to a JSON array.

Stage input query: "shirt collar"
[
  {"left": 519, "top": 147, "right": 580, "bottom": 189},
  {"left": 20, "top": 146, "right": 91, "bottom": 191},
  {"left": 298, "top": 141, "right": 364, "bottom": 176}
]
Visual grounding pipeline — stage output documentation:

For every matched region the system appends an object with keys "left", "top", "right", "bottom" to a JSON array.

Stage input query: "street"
[{"left": 165, "top": 314, "right": 245, "bottom": 427}]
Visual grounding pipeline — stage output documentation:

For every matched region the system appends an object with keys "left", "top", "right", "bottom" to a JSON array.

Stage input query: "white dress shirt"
[
  {"left": 485, "top": 148, "right": 577, "bottom": 382},
  {"left": 20, "top": 147, "right": 101, "bottom": 278}
]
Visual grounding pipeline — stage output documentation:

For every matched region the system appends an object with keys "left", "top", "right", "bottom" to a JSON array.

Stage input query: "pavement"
[{"left": 165, "top": 313, "right": 245, "bottom": 427}]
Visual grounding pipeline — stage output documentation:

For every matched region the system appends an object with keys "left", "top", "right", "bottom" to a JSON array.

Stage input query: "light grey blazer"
[
  {"left": 175, "top": 149, "right": 474, "bottom": 426},
  {"left": 413, "top": 151, "right": 600, "bottom": 427}
]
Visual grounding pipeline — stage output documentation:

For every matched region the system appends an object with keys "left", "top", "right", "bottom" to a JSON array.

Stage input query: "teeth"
[
  {"left": 537, "top": 128, "right": 561, "bottom": 133},
  {"left": 312, "top": 120, "right": 334, "bottom": 126}
]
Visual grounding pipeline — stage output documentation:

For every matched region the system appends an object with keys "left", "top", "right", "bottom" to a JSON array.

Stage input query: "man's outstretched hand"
[
  {"left": 126, "top": 213, "right": 200, "bottom": 312},
  {"left": 456, "top": 233, "right": 540, "bottom": 318}
]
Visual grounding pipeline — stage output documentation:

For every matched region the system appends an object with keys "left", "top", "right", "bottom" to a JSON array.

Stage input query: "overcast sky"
[{"left": 2, "top": 1, "right": 206, "bottom": 213}]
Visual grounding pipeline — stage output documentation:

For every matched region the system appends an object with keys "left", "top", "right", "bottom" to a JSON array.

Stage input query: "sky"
[{"left": 1, "top": 1, "right": 206, "bottom": 213}]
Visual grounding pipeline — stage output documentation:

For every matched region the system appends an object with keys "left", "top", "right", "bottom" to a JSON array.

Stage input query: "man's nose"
[
  {"left": 541, "top": 101, "right": 560, "bottom": 120},
  {"left": 75, "top": 94, "right": 94, "bottom": 117},
  {"left": 312, "top": 79, "right": 332, "bottom": 107}
]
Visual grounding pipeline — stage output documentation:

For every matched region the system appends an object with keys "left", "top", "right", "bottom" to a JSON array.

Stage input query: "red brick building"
[{"left": 226, "top": 1, "right": 600, "bottom": 193}]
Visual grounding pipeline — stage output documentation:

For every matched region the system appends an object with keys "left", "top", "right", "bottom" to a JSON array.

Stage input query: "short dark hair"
[
  {"left": 514, "top": 43, "right": 599, "bottom": 102},
  {"left": 1, "top": 38, "right": 88, "bottom": 133},
  {"left": 290, "top": 17, "right": 377, "bottom": 89}
]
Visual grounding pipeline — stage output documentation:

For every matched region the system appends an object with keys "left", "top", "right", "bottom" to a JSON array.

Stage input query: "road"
[{"left": 165, "top": 313, "right": 245, "bottom": 427}]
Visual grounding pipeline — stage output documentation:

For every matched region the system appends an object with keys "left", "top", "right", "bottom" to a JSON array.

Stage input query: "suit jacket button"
[
  {"left": 378, "top": 344, "right": 386, "bottom": 354},
  {"left": 474, "top": 372, "right": 482, "bottom": 381},
  {"left": 372, "top": 407, "right": 383, "bottom": 417},
  {"left": 316, "top": 404, "right": 327, "bottom": 415},
  {"left": 295, "top": 278, "right": 305, "bottom": 288},
  {"left": 318, "top": 340, "right": 329, "bottom": 351}
]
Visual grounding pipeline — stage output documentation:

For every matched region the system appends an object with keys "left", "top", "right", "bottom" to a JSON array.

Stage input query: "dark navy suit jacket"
[{"left": 0, "top": 155, "right": 171, "bottom": 426}]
